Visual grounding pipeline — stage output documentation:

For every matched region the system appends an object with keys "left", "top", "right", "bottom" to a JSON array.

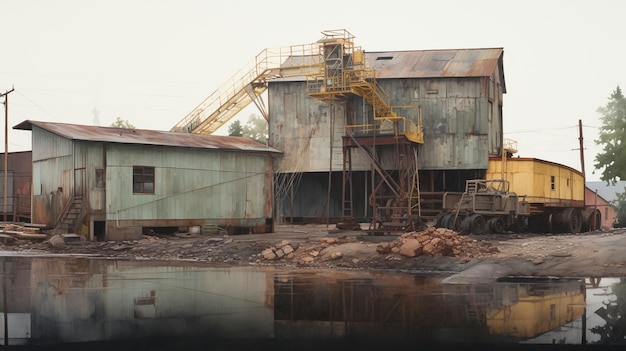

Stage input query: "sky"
[{"left": 2, "top": 0, "right": 624, "bottom": 182}]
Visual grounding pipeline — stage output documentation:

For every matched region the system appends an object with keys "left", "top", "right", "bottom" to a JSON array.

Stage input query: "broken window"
[{"left": 133, "top": 166, "right": 155, "bottom": 194}]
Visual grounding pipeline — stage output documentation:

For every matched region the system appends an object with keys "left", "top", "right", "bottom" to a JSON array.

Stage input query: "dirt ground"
[{"left": 2, "top": 224, "right": 626, "bottom": 282}]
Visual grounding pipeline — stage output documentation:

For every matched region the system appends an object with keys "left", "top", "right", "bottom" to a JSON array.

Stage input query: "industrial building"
[
  {"left": 14, "top": 120, "right": 279, "bottom": 240},
  {"left": 172, "top": 29, "right": 505, "bottom": 232}
]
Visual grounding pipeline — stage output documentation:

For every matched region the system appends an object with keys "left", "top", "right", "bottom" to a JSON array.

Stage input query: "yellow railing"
[
  {"left": 172, "top": 29, "right": 423, "bottom": 144},
  {"left": 171, "top": 42, "right": 324, "bottom": 134}
]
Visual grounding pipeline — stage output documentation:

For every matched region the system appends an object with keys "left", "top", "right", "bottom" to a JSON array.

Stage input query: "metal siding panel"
[
  {"left": 106, "top": 144, "right": 271, "bottom": 225},
  {"left": 269, "top": 81, "right": 345, "bottom": 173}
]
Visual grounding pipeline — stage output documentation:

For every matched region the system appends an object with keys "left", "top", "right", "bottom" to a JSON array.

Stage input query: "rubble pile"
[
  {"left": 259, "top": 237, "right": 346, "bottom": 265},
  {"left": 377, "top": 227, "right": 499, "bottom": 259}
]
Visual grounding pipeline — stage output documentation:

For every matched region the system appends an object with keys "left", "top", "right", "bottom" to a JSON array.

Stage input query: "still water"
[{"left": 0, "top": 254, "right": 623, "bottom": 350}]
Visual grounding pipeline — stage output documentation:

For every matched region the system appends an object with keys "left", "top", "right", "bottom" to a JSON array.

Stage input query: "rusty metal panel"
[
  {"left": 268, "top": 82, "right": 345, "bottom": 173},
  {"left": 0, "top": 151, "right": 32, "bottom": 218},
  {"left": 16, "top": 120, "right": 280, "bottom": 154}
]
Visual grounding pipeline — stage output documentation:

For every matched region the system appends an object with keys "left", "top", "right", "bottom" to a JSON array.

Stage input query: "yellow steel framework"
[
  {"left": 171, "top": 29, "right": 423, "bottom": 144},
  {"left": 171, "top": 29, "right": 424, "bottom": 231}
]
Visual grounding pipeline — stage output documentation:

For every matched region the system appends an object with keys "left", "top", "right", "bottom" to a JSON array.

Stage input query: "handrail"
[{"left": 171, "top": 42, "right": 324, "bottom": 134}]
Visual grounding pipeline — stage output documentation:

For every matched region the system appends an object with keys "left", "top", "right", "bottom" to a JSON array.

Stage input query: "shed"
[
  {"left": 14, "top": 120, "right": 280, "bottom": 241},
  {"left": 584, "top": 187, "right": 616, "bottom": 230}
]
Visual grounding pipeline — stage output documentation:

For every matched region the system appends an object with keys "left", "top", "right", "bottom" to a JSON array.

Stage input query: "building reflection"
[
  {"left": 0, "top": 256, "right": 616, "bottom": 347},
  {"left": 273, "top": 272, "right": 586, "bottom": 343}
]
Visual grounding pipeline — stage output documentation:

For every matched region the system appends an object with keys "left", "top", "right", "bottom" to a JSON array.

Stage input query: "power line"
[{"left": 14, "top": 89, "right": 61, "bottom": 121}]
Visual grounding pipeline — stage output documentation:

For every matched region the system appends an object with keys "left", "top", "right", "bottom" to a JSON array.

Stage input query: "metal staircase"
[
  {"left": 171, "top": 29, "right": 425, "bottom": 231},
  {"left": 170, "top": 29, "right": 423, "bottom": 145},
  {"left": 171, "top": 42, "right": 324, "bottom": 134}
]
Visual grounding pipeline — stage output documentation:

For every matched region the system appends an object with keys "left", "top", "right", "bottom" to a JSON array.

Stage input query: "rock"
[
  {"left": 275, "top": 240, "right": 290, "bottom": 249},
  {"left": 275, "top": 249, "right": 285, "bottom": 259},
  {"left": 320, "top": 237, "right": 338, "bottom": 245},
  {"left": 376, "top": 242, "right": 391, "bottom": 254},
  {"left": 422, "top": 243, "right": 435, "bottom": 256},
  {"left": 262, "top": 248, "right": 277, "bottom": 260},
  {"left": 331, "top": 251, "right": 343, "bottom": 260},
  {"left": 49, "top": 234, "right": 66, "bottom": 249},
  {"left": 281, "top": 244, "right": 294, "bottom": 255},
  {"left": 399, "top": 239, "right": 422, "bottom": 257}
]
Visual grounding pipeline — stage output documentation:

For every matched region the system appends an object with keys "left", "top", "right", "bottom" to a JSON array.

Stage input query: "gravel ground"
[{"left": 2, "top": 224, "right": 626, "bottom": 281}]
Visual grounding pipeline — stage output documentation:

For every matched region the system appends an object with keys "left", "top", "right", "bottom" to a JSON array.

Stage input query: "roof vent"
[{"left": 376, "top": 56, "right": 393, "bottom": 60}]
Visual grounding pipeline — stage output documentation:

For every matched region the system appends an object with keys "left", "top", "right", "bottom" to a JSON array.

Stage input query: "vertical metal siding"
[
  {"left": 269, "top": 81, "right": 345, "bottom": 173},
  {"left": 106, "top": 144, "right": 271, "bottom": 223}
]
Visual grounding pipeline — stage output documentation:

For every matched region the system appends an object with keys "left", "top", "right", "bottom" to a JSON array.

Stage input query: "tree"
[
  {"left": 111, "top": 117, "right": 135, "bottom": 129},
  {"left": 594, "top": 85, "right": 626, "bottom": 184},
  {"left": 228, "top": 119, "right": 243, "bottom": 137},
  {"left": 243, "top": 114, "right": 268, "bottom": 144}
]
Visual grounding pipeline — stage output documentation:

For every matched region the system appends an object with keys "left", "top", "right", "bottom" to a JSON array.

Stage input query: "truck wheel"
[
  {"left": 469, "top": 214, "right": 486, "bottom": 235},
  {"left": 488, "top": 217, "right": 505, "bottom": 234},
  {"left": 562, "top": 208, "right": 583, "bottom": 233}
]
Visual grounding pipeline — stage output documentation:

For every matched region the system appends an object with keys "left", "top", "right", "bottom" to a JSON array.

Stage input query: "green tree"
[
  {"left": 595, "top": 85, "right": 626, "bottom": 184},
  {"left": 228, "top": 119, "right": 243, "bottom": 137},
  {"left": 111, "top": 117, "right": 135, "bottom": 129},
  {"left": 243, "top": 114, "right": 268, "bottom": 144},
  {"left": 612, "top": 188, "right": 626, "bottom": 227}
]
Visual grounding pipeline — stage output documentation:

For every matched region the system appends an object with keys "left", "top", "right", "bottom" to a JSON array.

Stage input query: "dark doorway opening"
[{"left": 94, "top": 221, "right": 105, "bottom": 241}]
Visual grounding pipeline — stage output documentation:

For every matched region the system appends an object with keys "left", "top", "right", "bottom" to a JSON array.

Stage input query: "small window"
[
  {"left": 133, "top": 166, "right": 155, "bottom": 194},
  {"left": 95, "top": 169, "right": 105, "bottom": 188},
  {"left": 550, "top": 176, "right": 555, "bottom": 191}
]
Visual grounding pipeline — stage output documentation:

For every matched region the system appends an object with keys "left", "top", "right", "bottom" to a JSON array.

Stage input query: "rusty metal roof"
[
  {"left": 14, "top": 120, "right": 281, "bottom": 154},
  {"left": 366, "top": 48, "right": 502, "bottom": 77},
  {"left": 276, "top": 47, "right": 506, "bottom": 92},
  {"left": 366, "top": 48, "right": 505, "bottom": 92}
]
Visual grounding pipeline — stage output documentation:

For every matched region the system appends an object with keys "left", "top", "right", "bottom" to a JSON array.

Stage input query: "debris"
[
  {"left": 49, "top": 234, "right": 66, "bottom": 249},
  {"left": 384, "top": 227, "right": 494, "bottom": 259}
]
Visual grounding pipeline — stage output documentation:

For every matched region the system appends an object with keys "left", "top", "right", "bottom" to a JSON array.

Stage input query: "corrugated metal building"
[
  {"left": 0, "top": 151, "right": 32, "bottom": 221},
  {"left": 14, "top": 121, "right": 280, "bottom": 241},
  {"left": 268, "top": 48, "right": 505, "bottom": 222}
]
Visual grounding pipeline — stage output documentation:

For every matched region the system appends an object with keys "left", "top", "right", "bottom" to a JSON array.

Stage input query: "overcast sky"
[{"left": 2, "top": 0, "right": 623, "bottom": 181}]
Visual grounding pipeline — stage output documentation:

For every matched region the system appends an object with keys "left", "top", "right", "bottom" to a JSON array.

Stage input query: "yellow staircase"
[
  {"left": 171, "top": 29, "right": 423, "bottom": 144},
  {"left": 170, "top": 43, "right": 324, "bottom": 134}
]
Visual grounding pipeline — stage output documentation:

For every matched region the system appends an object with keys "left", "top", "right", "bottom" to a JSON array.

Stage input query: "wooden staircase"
[{"left": 56, "top": 195, "right": 85, "bottom": 233}]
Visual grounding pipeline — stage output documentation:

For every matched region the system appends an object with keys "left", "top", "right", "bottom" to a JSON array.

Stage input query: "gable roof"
[{"left": 14, "top": 120, "right": 280, "bottom": 154}]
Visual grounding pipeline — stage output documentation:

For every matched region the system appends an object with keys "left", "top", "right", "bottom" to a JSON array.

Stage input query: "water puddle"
[{"left": 0, "top": 255, "right": 623, "bottom": 349}]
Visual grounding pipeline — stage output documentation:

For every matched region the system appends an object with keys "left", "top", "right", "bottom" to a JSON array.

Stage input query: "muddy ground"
[{"left": 2, "top": 224, "right": 626, "bottom": 282}]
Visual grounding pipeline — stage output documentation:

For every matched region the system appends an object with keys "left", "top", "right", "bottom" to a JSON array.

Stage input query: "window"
[
  {"left": 550, "top": 176, "right": 555, "bottom": 191},
  {"left": 133, "top": 166, "right": 154, "bottom": 194},
  {"left": 95, "top": 169, "right": 105, "bottom": 188}
]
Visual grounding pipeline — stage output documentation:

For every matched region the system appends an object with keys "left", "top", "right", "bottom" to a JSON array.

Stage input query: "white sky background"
[{"left": 2, "top": 0, "right": 623, "bottom": 181}]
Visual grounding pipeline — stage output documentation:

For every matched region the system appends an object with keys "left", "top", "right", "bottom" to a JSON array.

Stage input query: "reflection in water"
[
  {"left": 589, "top": 278, "right": 626, "bottom": 345},
  {"left": 273, "top": 273, "right": 585, "bottom": 344},
  {"left": 0, "top": 255, "right": 619, "bottom": 349}
]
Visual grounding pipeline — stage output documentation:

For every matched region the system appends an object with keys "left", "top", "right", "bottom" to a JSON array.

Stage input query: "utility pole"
[
  {"left": 578, "top": 119, "right": 585, "bottom": 180},
  {"left": 1, "top": 87, "right": 14, "bottom": 223}
]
